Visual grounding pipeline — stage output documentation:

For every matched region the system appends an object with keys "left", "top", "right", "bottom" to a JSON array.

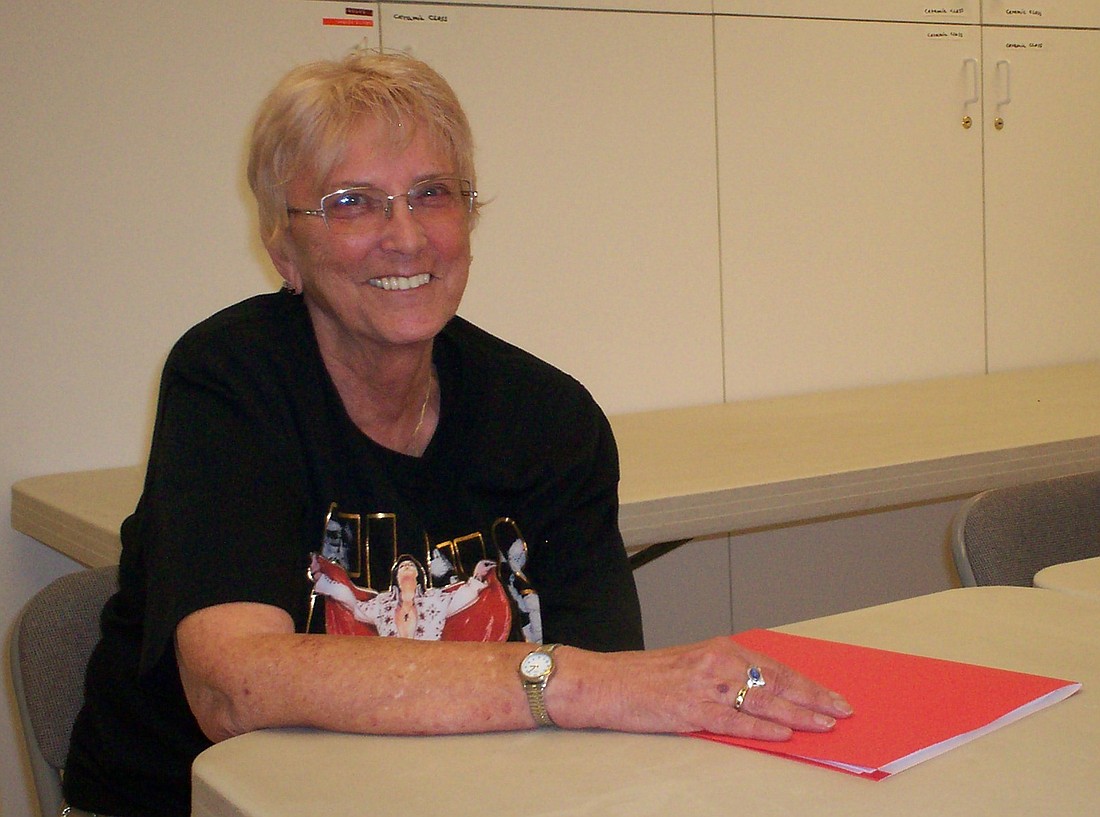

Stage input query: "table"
[
  {"left": 1034, "top": 556, "right": 1100, "bottom": 601},
  {"left": 613, "top": 361, "right": 1100, "bottom": 550},
  {"left": 13, "top": 362, "right": 1100, "bottom": 567},
  {"left": 191, "top": 587, "right": 1100, "bottom": 817},
  {"left": 10, "top": 466, "right": 143, "bottom": 568}
]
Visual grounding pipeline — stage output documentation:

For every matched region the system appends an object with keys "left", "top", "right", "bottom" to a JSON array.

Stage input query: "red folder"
[{"left": 692, "top": 629, "right": 1081, "bottom": 779}]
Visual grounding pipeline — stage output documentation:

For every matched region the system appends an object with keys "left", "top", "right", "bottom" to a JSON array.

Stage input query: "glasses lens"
[
  {"left": 322, "top": 187, "right": 388, "bottom": 222},
  {"left": 408, "top": 178, "right": 467, "bottom": 212}
]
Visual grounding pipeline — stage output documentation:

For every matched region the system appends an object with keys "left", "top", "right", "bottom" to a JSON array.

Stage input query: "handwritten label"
[
  {"left": 925, "top": 7, "right": 966, "bottom": 14},
  {"left": 392, "top": 13, "right": 449, "bottom": 23},
  {"left": 1004, "top": 8, "right": 1043, "bottom": 17}
]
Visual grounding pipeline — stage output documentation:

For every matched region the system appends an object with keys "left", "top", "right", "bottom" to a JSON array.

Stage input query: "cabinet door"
[
  {"left": 982, "top": 24, "right": 1100, "bottom": 371},
  {"left": 715, "top": 16, "right": 986, "bottom": 400},
  {"left": 379, "top": 4, "right": 723, "bottom": 414}
]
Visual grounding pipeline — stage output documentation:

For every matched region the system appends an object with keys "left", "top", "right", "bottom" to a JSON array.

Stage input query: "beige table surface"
[
  {"left": 1034, "top": 556, "right": 1100, "bottom": 601},
  {"left": 13, "top": 362, "right": 1100, "bottom": 564},
  {"left": 192, "top": 587, "right": 1099, "bottom": 817}
]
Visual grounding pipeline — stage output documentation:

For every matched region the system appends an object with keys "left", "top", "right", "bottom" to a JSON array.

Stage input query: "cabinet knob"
[{"left": 994, "top": 117, "right": 1006, "bottom": 131}]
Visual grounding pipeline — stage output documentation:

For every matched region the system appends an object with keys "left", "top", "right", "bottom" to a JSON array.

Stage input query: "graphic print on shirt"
[{"left": 307, "top": 504, "right": 542, "bottom": 643}]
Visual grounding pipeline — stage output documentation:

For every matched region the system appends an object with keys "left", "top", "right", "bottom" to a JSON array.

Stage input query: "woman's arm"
[{"left": 175, "top": 602, "right": 851, "bottom": 744}]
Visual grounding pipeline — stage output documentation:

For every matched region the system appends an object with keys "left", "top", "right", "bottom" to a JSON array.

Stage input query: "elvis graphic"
[{"left": 307, "top": 505, "right": 543, "bottom": 644}]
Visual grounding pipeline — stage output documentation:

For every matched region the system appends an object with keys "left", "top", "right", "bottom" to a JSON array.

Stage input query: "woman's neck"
[{"left": 315, "top": 331, "right": 438, "bottom": 456}]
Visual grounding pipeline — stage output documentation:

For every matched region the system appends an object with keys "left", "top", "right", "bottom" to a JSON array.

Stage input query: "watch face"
[{"left": 521, "top": 651, "right": 553, "bottom": 680}]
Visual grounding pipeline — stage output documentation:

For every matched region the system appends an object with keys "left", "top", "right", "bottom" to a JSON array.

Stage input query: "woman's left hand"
[{"left": 551, "top": 637, "right": 853, "bottom": 740}]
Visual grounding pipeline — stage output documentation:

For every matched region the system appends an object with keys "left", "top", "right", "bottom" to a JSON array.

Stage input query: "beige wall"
[{"left": 3, "top": 5, "right": 302, "bottom": 814}]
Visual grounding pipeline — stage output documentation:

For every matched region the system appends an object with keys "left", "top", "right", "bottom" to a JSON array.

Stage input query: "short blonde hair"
[{"left": 247, "top": 50, "right": 477, "bottom": 245}]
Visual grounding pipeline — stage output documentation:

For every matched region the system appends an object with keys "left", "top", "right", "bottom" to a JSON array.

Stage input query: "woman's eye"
[
  {"left": 328, "top": 189, "right": 385, "bottom": 216},
  {"left": 338, "top": 192, "right": 371, "bottom": 208},
  {"left": 412, "top": 182, "right": 454, "bottom": 206}
]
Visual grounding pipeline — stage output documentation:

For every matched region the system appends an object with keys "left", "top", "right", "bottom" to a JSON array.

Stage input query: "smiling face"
[{"left": 269, "top": 117, "right": 472, "bottom": 356}]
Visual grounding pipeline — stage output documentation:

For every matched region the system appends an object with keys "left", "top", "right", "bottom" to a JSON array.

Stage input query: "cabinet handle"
[
  {"left": 962, "top": 57, "right": 979, "bottom": 129},
  {"left": 994, "top": 59, "right": 1012, "bottom": 130}
]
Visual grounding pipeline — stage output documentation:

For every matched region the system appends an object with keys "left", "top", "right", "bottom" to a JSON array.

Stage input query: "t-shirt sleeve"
[
  {"left": 133, "top": 332, "right": 310, "bottom": 675},
  {"left": 523, "top": 389, "right": 645, "bottom": 652}
]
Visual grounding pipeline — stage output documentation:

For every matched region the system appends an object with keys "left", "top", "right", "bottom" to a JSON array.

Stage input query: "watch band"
[{"left": 521, "top": 643, "right": 560, "bottom": 727}]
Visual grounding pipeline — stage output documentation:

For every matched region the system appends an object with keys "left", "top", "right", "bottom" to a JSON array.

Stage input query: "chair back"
[
  {"left": 10, "top": 565, "right": 118, "bottom": 817},
  {"left": 951, "top": 471, "right": 1100, "bottom": 586}
]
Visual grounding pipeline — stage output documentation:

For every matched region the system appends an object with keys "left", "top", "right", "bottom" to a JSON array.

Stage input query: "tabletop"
[
  {"left": 1034, "top": 556, "right": 1100, "bottom": 601},
  {"left": 191, "top": 586, "right": 1100, "bottom": 817}
]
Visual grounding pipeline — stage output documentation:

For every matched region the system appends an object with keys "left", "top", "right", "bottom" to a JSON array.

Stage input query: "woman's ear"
[{"left": 265, "top": 230, "right": 303, "bottom": 294}]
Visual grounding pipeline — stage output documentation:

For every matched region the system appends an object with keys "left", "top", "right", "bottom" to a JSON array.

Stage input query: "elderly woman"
[{"left": 62, "top": 51, "right": 850, "bottom": 817}]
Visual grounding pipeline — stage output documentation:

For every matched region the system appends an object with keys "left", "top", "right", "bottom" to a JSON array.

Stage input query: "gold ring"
[
  {"left": 733, "top": 666, "right": 765, "bottom": 711},
  {"left": 733, "top": 686, "right": 749, "bottom": 711}
]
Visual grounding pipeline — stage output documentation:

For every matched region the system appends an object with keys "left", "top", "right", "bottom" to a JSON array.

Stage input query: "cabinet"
[
  {"left": 713, "top": 1, "right": 1100, "bottom": 400},
  {"left": 981, "top": 5, "right": 1100, "bottom": 371}
]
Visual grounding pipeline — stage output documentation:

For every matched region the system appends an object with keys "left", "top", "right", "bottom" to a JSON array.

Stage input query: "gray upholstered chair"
[
  {"left": 10, "top": 565, "right": 118, "bottom": 817},
  {"left": 951, "top": 471, "right": 1100, "bottom": 587}
]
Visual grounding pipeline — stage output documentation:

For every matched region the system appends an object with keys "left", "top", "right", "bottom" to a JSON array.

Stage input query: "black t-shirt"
[{"left": 64, "top": 291, "right": 643, "bottom": 817}]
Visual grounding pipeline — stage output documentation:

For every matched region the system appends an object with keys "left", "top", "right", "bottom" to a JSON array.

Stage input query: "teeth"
[{"left": 368, "top": 273, "right": 431, "bottom": 291}]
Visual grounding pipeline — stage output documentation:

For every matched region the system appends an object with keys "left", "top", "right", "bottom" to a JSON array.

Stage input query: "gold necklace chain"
[{"left": 406, "top": 370, "right": 434, "bottom": 455}]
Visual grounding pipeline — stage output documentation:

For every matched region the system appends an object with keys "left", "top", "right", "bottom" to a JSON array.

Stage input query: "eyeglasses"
[{"left": 287, "top": 177, "right": 476, "bottom": 231}]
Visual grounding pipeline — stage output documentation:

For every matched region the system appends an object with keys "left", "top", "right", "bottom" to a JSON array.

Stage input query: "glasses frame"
[{"left": 286, "top": 177, "right": 477, "bottom": 229}]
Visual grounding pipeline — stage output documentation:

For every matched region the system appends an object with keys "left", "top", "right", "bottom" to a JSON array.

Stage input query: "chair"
[
  {"left": 10, "top": 565, "right": 118, "bottom": 817},
  {"left": 951, "top": 471, "right": 1100, "bottom": 587}
]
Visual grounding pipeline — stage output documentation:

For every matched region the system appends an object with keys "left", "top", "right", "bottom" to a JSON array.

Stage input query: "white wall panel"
[{"left": 381, "top": 4, "right": 725, "bottom": 413}]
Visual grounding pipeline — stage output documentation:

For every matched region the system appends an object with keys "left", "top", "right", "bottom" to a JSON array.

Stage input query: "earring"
[{"left": 281, "top": 281, "right": 301, "bottom": 295}]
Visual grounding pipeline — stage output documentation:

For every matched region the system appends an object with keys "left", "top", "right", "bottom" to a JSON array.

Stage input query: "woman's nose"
[{"left": 378, "top": 200, "right": 427, "bottom": 252}]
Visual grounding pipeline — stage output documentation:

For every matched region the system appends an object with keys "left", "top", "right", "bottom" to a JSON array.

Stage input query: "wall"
[{"left": 1, "top": 4, "right": 352, "bottom": 814}]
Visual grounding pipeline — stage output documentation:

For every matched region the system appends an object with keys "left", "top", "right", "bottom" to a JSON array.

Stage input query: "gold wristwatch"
[{"left": 519, "top": 643, "right": 560, "bottom": 727}]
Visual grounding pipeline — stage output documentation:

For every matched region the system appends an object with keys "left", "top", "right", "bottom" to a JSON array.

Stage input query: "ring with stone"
[
  {"left": 746, "top": 666, "right": 766, "bottom": 689},
  {"left": 733, "top": 666, "right": 765, "bottom": 711}
]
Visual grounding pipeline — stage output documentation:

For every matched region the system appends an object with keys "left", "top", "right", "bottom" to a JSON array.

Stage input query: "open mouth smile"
[{"left": 367, "top": 273, "right": 432, "bottom": 291}]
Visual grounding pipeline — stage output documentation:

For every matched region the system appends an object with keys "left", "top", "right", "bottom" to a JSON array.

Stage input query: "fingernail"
[
  {"left": 814, "top": 713, "right": 836, "bottom": 729},
  {"left": 831, "top": 693, "right": 853, "bottom": 716}
]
